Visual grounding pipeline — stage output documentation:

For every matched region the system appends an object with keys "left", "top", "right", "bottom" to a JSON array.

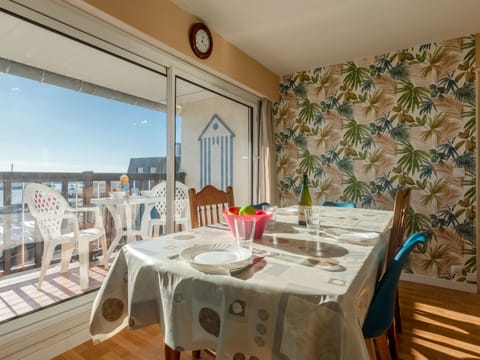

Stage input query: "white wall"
[{"left": 180, "top": 95, "right": 251, "bottom": 205}]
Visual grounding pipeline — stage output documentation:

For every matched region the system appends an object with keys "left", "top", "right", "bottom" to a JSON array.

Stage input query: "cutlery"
[
  {"left": 317, "top": 229, "right": 340, "bottom": 240},
  {"left": 207, "top": 222, "right": 230, "bottom": 230},
  {"left": 230, "top": 256, "right": 264, "bottom": 276}
]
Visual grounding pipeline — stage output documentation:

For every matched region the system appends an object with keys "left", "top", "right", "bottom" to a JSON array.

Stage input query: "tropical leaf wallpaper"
[{"left": 273, "top": 35, "right": 477, "bottom": 286}]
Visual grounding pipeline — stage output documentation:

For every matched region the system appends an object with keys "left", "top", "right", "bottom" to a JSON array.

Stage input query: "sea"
[
  {"left": 0, "top": 188, "right": 24, "bottom": 208},
  {"left": 0, "top": 182, "right": 89, "bottom": 209}
]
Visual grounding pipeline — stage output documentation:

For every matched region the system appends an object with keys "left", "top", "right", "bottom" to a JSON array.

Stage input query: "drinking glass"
[
  {"left": 304, "top": 208, "right": 321, "bottom": 237},
  {"left": 262, "top": 204, "right": 278, "bottom": 230},
  {"left": 234, "top": 218, "right": 256, "bottom": 246}
]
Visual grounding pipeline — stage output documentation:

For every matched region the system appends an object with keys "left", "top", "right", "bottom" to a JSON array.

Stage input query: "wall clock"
[{"left": 189, "top": 22, "right": 213, "bottom": 59}]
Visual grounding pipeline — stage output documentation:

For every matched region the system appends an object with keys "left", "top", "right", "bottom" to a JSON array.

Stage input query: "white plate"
[
  {"left": 181, "top": 244, "right": 252, "bottom": 274},
  {"left": 338, "top": 232, "right": 379, "bottom": 245},
  {"left": 276, "top": 207, "right": 299, "bottom": 215}
]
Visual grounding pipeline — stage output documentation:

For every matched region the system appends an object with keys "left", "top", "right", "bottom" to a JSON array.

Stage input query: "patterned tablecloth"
[{"left": 90, "top": 206, "right": 393, "bottom": 360}]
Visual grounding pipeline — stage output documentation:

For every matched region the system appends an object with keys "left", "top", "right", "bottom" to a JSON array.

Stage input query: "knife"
[{"left": 230, "top": 256, "right": 265, "bottom": 276}]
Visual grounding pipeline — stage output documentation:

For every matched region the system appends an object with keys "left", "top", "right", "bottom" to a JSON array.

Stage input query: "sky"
[{"left": 0, "top": 73, "right": 180, "bottom": 173}]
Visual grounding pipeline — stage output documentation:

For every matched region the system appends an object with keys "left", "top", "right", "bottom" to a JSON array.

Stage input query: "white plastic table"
[{"left": 91, "top": 195, "right": 160, "bottom": 265}]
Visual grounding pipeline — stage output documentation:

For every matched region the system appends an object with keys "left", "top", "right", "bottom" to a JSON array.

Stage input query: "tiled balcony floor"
[{"left": 0, "top": 261, "right": 108, "bottom": 324}]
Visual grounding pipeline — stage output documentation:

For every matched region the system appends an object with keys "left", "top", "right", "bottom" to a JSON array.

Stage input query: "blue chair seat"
[
  {"left": 252, "top": 202, "right": 270, "bottom": 209},
  {"left": 321, "top": 201, "right": 356, "bottom": 208},
  {"left": 362, "top": 232, "right": 426, "bottom": 339}
]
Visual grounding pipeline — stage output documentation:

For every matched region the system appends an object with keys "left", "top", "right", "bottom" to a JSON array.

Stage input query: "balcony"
[{"left": 0, "top": 170, "right": 185, "bottom": 323}]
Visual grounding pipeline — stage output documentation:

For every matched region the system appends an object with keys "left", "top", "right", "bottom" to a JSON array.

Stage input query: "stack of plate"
[{"left": 181, "top": 243, "right": 252, "bottom": 275}]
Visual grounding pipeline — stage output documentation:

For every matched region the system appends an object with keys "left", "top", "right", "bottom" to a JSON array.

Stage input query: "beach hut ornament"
[{"left": 198, "top": 114, "right": 235, "bottom": 190}]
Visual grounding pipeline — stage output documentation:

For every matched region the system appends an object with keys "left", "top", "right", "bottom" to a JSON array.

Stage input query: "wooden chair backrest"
[
  {"left": 386, "top": 188, "right": 411, "bottom": 264},
  {"left": 188, "top": 185, "right": 234, "bottom": 228}
]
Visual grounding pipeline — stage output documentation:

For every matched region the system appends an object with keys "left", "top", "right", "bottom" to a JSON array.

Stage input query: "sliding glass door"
[
  {"left": 0, "top": 9, "right": 167, "bottom": 306},
  {"left": 0, "top": 2, "right": 258, "bottom": 321}
]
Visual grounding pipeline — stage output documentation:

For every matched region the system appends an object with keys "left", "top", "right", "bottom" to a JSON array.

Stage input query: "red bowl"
[{"left": 222, "top": 206, "right": 273, "bottom": 239}]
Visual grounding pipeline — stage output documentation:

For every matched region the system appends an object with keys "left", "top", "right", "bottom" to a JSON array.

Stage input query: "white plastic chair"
[
  {"left": 25, "top": 183, "right": 107, "bottom": 290},
  {"left": 141, "top": 181, "right": 191, "bottom": 237}
]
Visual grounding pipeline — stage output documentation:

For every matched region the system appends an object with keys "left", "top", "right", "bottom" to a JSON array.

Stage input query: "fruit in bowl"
[
  {"left": 238, "top": 205, "right": 256, "bottom": 215},
  {"left": 223, "top": 206, "right": 273, "bottom": 239}
]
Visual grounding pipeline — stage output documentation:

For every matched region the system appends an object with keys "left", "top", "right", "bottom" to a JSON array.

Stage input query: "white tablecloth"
[{"left": 90, "top": 206, "right": 393, "bottom": 359}]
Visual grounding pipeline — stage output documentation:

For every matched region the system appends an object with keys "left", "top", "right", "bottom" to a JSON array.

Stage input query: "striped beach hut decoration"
[{"left": 198, "top": 114, "right": 235, "bottom": 190}]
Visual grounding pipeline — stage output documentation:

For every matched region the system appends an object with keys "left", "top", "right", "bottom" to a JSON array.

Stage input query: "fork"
[{"left": 317, "top": 229, "right": 340, "bottom": 240}]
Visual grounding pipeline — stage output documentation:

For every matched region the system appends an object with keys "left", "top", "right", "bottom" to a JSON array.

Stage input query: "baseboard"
[
  {"left": 0, "top": 291, "right": 97, "bottom": 360},
  {"left": 400, "top": 273, "right": 478, "bottom": 293}
]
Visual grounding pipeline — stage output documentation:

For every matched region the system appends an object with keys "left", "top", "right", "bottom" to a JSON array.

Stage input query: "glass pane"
[
  {"left": 175, "top": 77, "right": 252, "bottom": 227},
  {"left": 0, "top": 11, "right": 167, "bottom": 316}
]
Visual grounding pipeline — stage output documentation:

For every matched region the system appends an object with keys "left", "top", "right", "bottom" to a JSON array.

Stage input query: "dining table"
[
  {"left": 89, "top": 205, "right": 393, "bottom": 359},
  {"left": 91, "top": 195, "right": 161, "bottom": 267}
]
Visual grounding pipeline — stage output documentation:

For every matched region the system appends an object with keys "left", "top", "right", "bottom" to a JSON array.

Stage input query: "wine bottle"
[{"left": 298, "top": 173, "right": 312, "bottom": 225}]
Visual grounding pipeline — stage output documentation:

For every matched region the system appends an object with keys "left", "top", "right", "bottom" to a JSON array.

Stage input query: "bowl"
[
  {"left": 222, "top": 206, "right": 273, "bottom": 240},
  {"left": 110, "top": 191, "right": 126, "bottom": 199}
]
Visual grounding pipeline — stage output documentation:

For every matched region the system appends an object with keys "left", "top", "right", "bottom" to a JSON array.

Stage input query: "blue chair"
[
  {"left": 362, "top": 232, "right": 426, "bottom": 358},
  {"left": 321, "top": 201, "right": 356, "bottom": 208},
  {"left": 252, "top": 202, "right": 270, "bottom": 209}
]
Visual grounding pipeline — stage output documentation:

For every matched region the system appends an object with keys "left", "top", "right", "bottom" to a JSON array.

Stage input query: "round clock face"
[
  {"left": 190, "top": 23, "right": 213, "bottom": 59},
  {"left": 195, "top": 29, "right": 210, "bottom": 54}
]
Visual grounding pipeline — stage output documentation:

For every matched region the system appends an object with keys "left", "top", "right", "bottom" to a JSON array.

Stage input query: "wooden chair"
[
  {"left": 169, "top": 184, "right": 234, "bottom": 360},
  {"left": 188, "top": 185, "right": 234, "bottom": 228},
  {"left": 385, "top": 187, "right": 411, "bottom": 359}
]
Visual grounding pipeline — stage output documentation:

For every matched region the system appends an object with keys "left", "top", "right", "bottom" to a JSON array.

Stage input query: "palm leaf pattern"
[
  {"left": 421, "top": 47, "right": 448, "bottom": 78},
  {"left": 276, "top": 35, "right": 476, "bottom": 284},
  {"left": 298, "top": 97, "right": 321, "bottom": 123},
  {"left": 342, "top": 173, "right": 370, "bottom": 203},
  {"left": 363, "top": 148, "right": 384, "bottom": 174},
  {"left": 397, "top": 81, "right": 430, "bottom": 112},
  {"left": 343, "top": 117, "right": 370, "bottom": 147},
  {"left": 314, "top": 123, "right": 333, "bottom": 148},
  {"left": 420, "top": 113, "right": 450, "bottom": 143},
  {"left": 342, "top": 61, "right": 370, "bottom": 90},
  {"left": 363, "top": 89, "right": 385, "bottom": 117},
  {"left": 420, "top": 178, "right": 451, "bottom": 207},
  {"left": 420, "top": 243, "right": 451, "bottom": 273},
  {"left": 315, "top": 70, "right": 333, "bottom": 96},
  {"left": 397, "top": 141, "right": 430, "bottom": 174},
  {"left": 298, "top": 149, "right": 321, "bottom": 174}
]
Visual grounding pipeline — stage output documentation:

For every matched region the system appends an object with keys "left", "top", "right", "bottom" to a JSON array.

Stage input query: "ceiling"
[
  {"left": 0, "top": 11, "right": 213, "bottom": 107},
  {"left": 171, "top": 0, "right": 480, "bottom": 76}
]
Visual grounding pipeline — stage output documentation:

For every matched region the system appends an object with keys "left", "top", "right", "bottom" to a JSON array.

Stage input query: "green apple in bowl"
[{"left": 238, "top": 205, "right": 256, "bottom": 215}]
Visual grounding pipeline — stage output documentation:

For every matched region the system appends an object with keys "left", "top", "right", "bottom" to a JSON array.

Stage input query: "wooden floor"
[
  {"left": 0, "top": 263, "right": 107, "bottom": 323},
  {"left": 396, "top": 281, "right": 480, "bottom": 359},
  {"left": 54, "top": 280, "right": 480, "bottom": 360}
]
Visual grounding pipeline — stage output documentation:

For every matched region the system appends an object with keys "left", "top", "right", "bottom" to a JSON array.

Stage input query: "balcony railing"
[{"left": 0, "top": 171, "right": 186, "bottom": 276}]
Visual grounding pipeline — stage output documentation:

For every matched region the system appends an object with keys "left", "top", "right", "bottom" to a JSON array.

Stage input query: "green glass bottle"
[{"left": 298, "top": 173, "right": 312, "bottom": 225}]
